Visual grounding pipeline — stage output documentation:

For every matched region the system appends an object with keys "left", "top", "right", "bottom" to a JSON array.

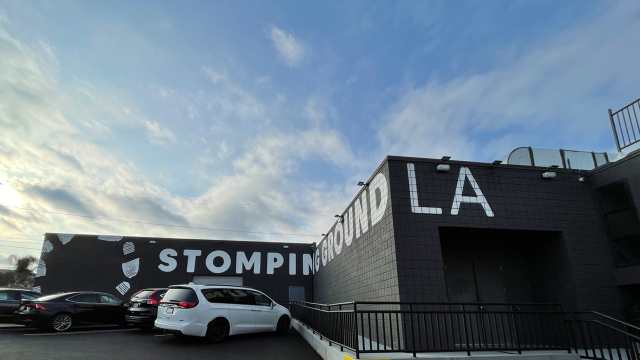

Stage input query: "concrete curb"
[{"left": 292, "top": 319, "right": 582, "bottom": 360}]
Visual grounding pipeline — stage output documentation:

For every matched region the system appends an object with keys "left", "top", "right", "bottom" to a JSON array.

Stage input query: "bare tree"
[{"left": 8, "top": 254, "right": 38, "bottom": 285}]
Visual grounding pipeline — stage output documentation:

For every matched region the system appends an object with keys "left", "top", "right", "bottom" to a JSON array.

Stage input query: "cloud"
[
  {"left": 345, "top": 75, "right": 358, "bottom": 85},
  {"left": 254, "top": 75, "right": 271, "bottom": 84},
  {"left": 140, "top": 118, "right": 175, "bottom": 145},
  {"left": 202, "top": 66, "right": 227, "bottom": 84},
  {"left": 269, "top": 26, "right": 309, "bottom": 68},
  {"left": 378, "top": 0, "right": 640, "bottom": 161},
  {"left": 304, "top": 94, "right": 338, "bottom": 125}
]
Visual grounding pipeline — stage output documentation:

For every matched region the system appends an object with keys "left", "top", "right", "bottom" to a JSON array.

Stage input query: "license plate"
[
  {"left": 166, "top": 307, "right": 174, "bottom": 314},
  {"left": 133, "top": 303, "right": 139, "bottom": 308}
]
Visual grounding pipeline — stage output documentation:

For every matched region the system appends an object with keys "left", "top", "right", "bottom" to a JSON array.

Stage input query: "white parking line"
[{"left": 24, "top": 329, "right": 136, "bottom": 336}]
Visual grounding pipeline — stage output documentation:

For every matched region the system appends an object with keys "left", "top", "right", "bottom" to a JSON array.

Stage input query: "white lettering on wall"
[
  {"left": 206, "top": 250, "right": 231, "bottom": 273},
  {"left": 369, "top": 172, "right": 390, "bottom": 225},
  {"left": 236, "top": 252, "right": 261, "bottom": 274},
  {"left": 304, "top": 253, "right": 314, "bottom": 275},
  {"left": 327, "top": 232, "right": 335, "bottom": 261},
  {"left": 451, "top": 167, "right": 494, "bottom": 217},
  {"left": 353, "top": 192, "right": 370, "bottom": 239},
  {"left": 333, "top": 226, "right": 343, "bottom": 255},
  {"left": 321, "top": 241, "right": 327, "bottom": 266},
  {"left": 158, "top": 248, "right": 178, "bottom": 272},
  {"left": 314, "top": 248, "right": 320, "bottom": 272},
  {"left": 343, "top": 208, "right": 354, "bottom": 246},
  {"left": 267, "top": 252, "right": 284, "bottom": 274},
  {"left": 407, "top": 163, "right": 442, "bottom": 214},
  {"left": 183, "top": 249, "right": 201, "bottom": 273},
  {"left": 289, "top": 253, "right": 296, "bottom": 275}
]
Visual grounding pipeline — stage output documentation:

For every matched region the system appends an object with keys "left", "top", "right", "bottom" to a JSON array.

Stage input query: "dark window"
[
  {"left": 225, "top": 289, "right": 252, "bottom": 305},
  {"left": 598, "top": 182, "right": 640, "bottom": 266},
  {"left": 20, "top": 292, "right": 39, "bottom": 301},
  {"left": 250, "top": 291, "right": 271, "bottom": 307},
  {"left": 0, "top": 290, "right": 18, "bottom": 301},
  {"left": 131, "top": 290, "right": 154, "bottom": 300},
  {"left": 202, "top": 289, "right": 233, "bottom": 304},
  {"left": 164, "top": 288, "right": 198, "bottom": 304},
  {"left": 100, "top": 294, "right": 121, "bottom": 305},
  {"left": 150, "top": 290, "right": 167, "bottom": 302},
  {"left": 69, "top": 293, "right": 101, "bottom": 303}
]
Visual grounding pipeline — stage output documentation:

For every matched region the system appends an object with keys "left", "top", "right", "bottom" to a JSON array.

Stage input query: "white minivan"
[{"left": 154, "top": 284, "right": 291, "bottom": 343}]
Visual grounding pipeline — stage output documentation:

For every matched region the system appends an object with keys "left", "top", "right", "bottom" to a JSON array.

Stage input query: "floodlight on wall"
[
  {"left": 357, "top": 181, "right": 369, "bottom": 187},
  {"left": 437, "top": 156, "right": 451, "bottom": 172},
  {"left": 283, "top": 245, "right": 289, "bottom": 248},
  {"left": 492, "top": 160, "right": 502, "bottom": 166},
  {"left": 335, "top": 215, "right": 344, "bottom": 223},
  {"left": 321, "top": 234, "right": 326, "bottom": 236},
  {"left": 579, "top": 176, "right": 586, "bottom": 182},
  {"left": 542, "top": 166, "right": 558, "bottom": 179}
]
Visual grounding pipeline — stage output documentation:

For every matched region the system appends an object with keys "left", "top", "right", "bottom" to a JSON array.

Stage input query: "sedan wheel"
[
  {"left": 51, "top": 314, "right": 73, "bottom": 332},
  {"left": 276, "top": 316, "right": 290, "bottom": 335}
]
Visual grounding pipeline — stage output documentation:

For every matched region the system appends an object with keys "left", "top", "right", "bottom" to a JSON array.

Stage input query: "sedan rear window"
[{"left": 163, "top": 288, "right": 197, "bottom": 304}]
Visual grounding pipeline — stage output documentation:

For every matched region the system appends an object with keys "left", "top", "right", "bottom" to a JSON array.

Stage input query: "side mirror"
[
  {"left": 271, "top": 302, "right": 276, "bottom": 309},
  {"left": 122, "top": 302, "right": 129, "bottom": 307}
]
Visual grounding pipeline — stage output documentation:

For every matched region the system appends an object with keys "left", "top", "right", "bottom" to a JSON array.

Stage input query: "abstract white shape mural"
[
  {"left": 122, "top": 258, "right": 140, "bottom": 278},
  {"left": 58, "top": 234, "right": 74, "bottom": 245},
  {"left": 42, "top": 240, "right": 54, "bottom": 253},
  {"left": 98, "top": 235, "right": 123, "bottom": 242},
  {"left": 116, "top": 282, "right": 130, "bottom": 295},
  {"left": 123, "top": 242, "right": 135, "bottom": 255},
  {"left": 36, "top": 259, "right": 46, "bottom": 277}
]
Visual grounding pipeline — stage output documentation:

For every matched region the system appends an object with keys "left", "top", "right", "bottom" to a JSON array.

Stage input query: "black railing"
[
  {"left": 289, "top": 301, "right": 640, "bottom": 360},
  {"left": 609, "top": 97, "right": 640, "bottom": 152}
]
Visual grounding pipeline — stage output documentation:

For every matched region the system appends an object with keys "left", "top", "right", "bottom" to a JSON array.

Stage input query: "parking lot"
[{"left": 0, "top": 324, "right": 322, "bottom": 360}]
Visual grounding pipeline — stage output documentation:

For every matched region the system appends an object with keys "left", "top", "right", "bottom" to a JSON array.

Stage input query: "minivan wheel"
[
  {"left": 206, "top": 319, "right": 229, "bottom": 344},
  {"left": 50, "top": 313, "right": 73, "bottom": 332},
  {"left": 276, "top": 316, "right": 290, "bottom": 335}
]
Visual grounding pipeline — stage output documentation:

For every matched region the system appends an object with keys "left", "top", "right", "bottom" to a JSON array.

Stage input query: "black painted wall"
[
  {"left": 313, "top": 161, "right": 400, "bottom": 303},
  {"left": 388, "top": 156, "right": 621, "bottom": 315},
  {"left": 35, "top": 234, "right": 313, "bottom": 302}
]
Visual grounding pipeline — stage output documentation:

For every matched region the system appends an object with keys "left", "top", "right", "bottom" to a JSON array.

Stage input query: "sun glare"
[{"left": 0, "top": 175, "right": 23, "bottom": 207}]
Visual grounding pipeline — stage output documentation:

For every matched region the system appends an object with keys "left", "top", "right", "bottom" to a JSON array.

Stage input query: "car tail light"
[
  {"left": 148, "top": 290, "right": 160, "bottom": 305},
  {"left": 26, "top": 304, "right": 46, "bottom": 310},
  {"left": 178, "top": 302, "right": 197, "bottom": 309},
  {"left": 159, "top": 300, "right": 164, "bottom": 305}
]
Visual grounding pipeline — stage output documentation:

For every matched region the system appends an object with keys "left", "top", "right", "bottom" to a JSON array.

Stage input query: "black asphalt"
[{"left": 0, "top": 325, "right": 322, "bottom": 360}]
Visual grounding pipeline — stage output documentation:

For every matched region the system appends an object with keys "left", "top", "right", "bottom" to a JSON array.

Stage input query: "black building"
[
  {"left": 35, "top": 235, "right": 314, "bottom": 303},
  {"left": 313, "top": 148, "right": 640, "bottom": 319},
  {"left": 35, "top": 148, "right": 640, "bottom": 319}
]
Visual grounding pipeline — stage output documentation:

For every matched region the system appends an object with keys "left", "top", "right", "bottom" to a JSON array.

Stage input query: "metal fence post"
[
  {"left": 338, "top": 304, "right": 344, "bottom": 351},
  {"left": 609, "top": 109, "right": 622, "bottom": 152},
  {"left": 410, "top": 304, "right": 416, "bottom": 357},
  {"left": 354, "top": 302, "right": 359, "bottom": 359},
  {"left": 462, "top": 305, "right": 471, "bottom": 356}
]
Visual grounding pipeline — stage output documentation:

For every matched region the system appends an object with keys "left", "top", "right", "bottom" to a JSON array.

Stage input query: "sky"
[{"left": 1, "top": 0, "right": 640, "bottom": 269}]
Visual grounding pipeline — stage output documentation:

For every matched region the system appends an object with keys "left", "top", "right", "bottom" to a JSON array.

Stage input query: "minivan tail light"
[
  {"left": 178, "top": 302, "right": 197, "bottom": 309},
  {"left": 26, "top": 304, "right": 46, "bottom": 310}
]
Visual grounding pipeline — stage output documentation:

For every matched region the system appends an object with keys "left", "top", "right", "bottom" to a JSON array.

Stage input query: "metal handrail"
[
  {"left": 609, "top": 97, "right": 640, "bottom": 152},
  {"left": 289, "top": 301, "right": 640, "bottom": 360}
]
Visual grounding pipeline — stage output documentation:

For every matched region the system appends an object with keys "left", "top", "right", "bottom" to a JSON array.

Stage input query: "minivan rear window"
[{"left": 163, "top": 288, "right": 197, "bottom": 304}]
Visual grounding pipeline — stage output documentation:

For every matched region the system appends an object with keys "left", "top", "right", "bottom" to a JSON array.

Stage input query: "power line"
[
  {"left": 0, "top": 244, "right": 41, "bottom": 250},
  {"left": 0, "top": 239, "right": 41, "bottom": 244},
  {"left": 8, "top": 177, "right": 336, "bottom": 214},
  {"left": 0, "top": 204, "right": 320, "bottom": 237},
  {"left": 0, "top": 236, "right": 42, "bottom": 242}
]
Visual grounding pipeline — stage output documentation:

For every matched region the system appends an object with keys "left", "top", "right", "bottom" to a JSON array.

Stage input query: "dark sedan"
[
  {"left": 14, "top": 291, "right": 128, "bottom": 332},
  {"left": 0, "top": 288, "right": 42, "bottom": 323},
  {"left": 126, "top": 288, "right": 167, "bottom": 330}
]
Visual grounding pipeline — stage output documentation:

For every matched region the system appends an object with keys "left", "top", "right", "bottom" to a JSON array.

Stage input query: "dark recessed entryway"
[{"left": 440, "top": 227, "right": 574, "bottom": 308}]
